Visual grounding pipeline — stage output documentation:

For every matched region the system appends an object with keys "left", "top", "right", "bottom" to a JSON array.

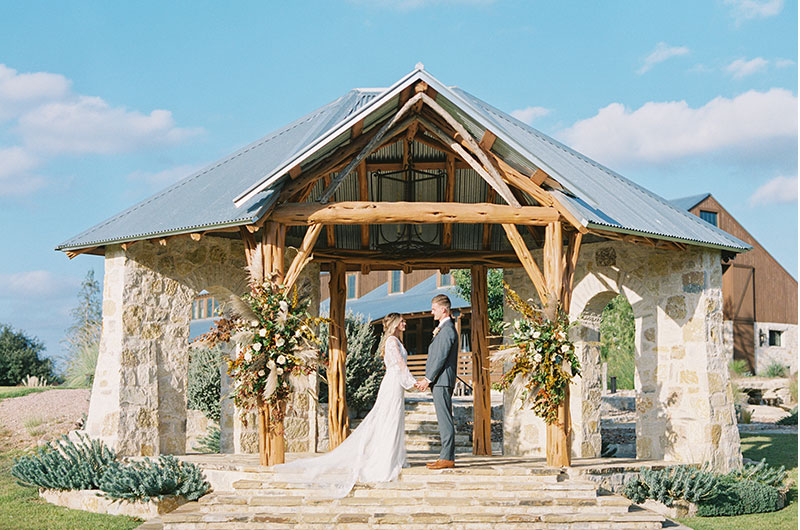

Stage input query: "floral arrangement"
[
  {"left": 492, "top": 283, "right": 581, "bottom": 424},
  {"left": 195, "top": 275, "right": 324, "bottom": 427}
]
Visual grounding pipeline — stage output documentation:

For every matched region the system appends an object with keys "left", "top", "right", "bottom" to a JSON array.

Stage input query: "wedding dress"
[{"left": 272, "top": 336, "right": 417, "bottom": 498}]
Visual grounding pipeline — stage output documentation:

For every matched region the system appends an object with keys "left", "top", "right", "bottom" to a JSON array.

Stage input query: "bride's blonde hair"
[{"left": 378, "top": 313, "right": 404, "bottom": 356}]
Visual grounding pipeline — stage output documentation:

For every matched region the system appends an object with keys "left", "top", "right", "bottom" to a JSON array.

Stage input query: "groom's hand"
[{"left": 415, "top": 379, "right": 430, "bottom": 391}]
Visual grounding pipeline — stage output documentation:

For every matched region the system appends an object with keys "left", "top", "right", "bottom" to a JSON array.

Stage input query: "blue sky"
[{"left": 0, "top": 0, "right": 796, "bottom": 365}]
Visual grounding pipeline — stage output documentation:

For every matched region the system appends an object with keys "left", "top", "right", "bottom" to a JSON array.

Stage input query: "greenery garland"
[{"left": 494, "top": 283, "right": 581, "bottom": 424}]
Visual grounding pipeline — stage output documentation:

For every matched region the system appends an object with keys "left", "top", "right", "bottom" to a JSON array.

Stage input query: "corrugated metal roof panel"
[{"left": 670, "top": 194, "right": 712, "bottom": 212}]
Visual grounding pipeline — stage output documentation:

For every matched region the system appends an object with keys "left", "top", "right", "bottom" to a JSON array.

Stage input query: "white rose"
[
  {"left": 561, "top": 344, "right": 570, "bottom": 353},
  {"left": 244, "top": 352, "right": 252, "bottom": 362},
  {"left": 258, "top": 370, "right": 265, "bottom": 377},
  {"left": 279, "top": 300, "right": 289, "bottom": 312},
  {"left": 533, "top": 353, "right": 542, "bottom": 363},
  {"left": 267, "top": 360, "right": 276, "bottom": 370},
  {"left": 532, "top": 331, "right": 541, "bottom": 339},
  {"left": 259, "top": 328, "right": 267, "bottom": 337},
  {"left": 276, "top": 336, "right": 285, "bottom": 347},
  {"left": 513, "top": 321, "right": 521, "bottom": 330},
  {"left": 294, "top": 329, "right": 302, "bottom": 337},
  {"left": 277, "top": 355, "right": 286, "bottom": 365},
  {"left": 250, "top": 320, "right": 259, "bottom": 328},
  {"left": 252, "top": 342, "right": 262, "bottom": 352},
  {"left": 277, "top": 367, "right": 284, "bottom": 375}
]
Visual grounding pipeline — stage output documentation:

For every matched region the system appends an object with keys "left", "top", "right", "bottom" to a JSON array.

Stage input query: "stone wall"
[
  {"left": 86, "top": 235, "right": 320, "bottom": 456},
  {"left": 503, "top": 241, "right": 742, "bottom": 472},
  {"left": 754, "top": 322, "right": 797, "bottom": 375}
]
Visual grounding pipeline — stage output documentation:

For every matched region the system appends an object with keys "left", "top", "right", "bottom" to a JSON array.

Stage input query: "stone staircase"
[
  {"left": 143, "top": 455, "right": 666, "bottom": 529},
  {"left": 404, "top": 398, "right": 478, "bottom": 453}
]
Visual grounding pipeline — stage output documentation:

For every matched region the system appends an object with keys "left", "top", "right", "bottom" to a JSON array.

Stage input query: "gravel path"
[{"left": 0, "top": 389, "right": 90, "bottom": 451}]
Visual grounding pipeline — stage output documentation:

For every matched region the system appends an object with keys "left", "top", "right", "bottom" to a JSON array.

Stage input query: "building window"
[
  {"left": 389, "top": 270, "right": 402, "bottom": 294},
  {"left": 699, "top": 210, "right": 718, "bottom": 226},
  {"left": 191, "top": 300, "right": 198, "bottom": 320},
  {"left": 769, "top": 330, "right": 782, "bottom": 347},
  {"left": 438, "top": 272, "right": 453, "bottom": 287},
  {"left": 346, "top": 273, "right": 357, "bottom": 299},
  {"left": 206, "top": 298, "right": 214, "bottom": 318}
]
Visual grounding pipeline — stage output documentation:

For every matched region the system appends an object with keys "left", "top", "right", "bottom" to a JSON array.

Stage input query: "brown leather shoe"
[{"left": 427, "top": 459, "right": 455, "bottom": 469}]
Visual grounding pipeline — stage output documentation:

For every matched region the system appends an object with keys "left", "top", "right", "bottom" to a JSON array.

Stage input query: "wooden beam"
[
  {"left": 531, "top": 168, "right": 548, "bottom": 186},
  {"left": 416, "top": 115, "right": 521, "bottom": 208},
  {"left": 322, "top": 175, "right": 336, "bottom": 247},
  {"left": 501, "top": 223, "right": 548, "bottom": 307},
  {"left": 417, "top": 93, "right": 521, "bottom": 208},
  {"left": 357, "top": 162, "right": 369, "bottom": 249},
  {"left": 189, "top": 233, "right": 202, "bottom": 241},
  {"left": 442, "top": 154, "right": 456, "bottom": 248},
  {"left": 65, "top": 247, "right": 95, "bottom": 259},
  {"left": 120, "top": 241, "right": 138, "bottom": 251},
  {"left": 328, "top": 261, "right": 350, "bottom": 448},
  {"left": 289, "top": 165, "right": 302, "bottom": 180},
  {"left": 319, "top": 92, "right": 425, "bottom": 203},
  {"left": 561, "top": 231, "right": 583, "bottom": 314},
  {"left": 351, "top": 118, "right": 364, "bottom": 139},
  {"left": 470, "top": 265, "right": 492, "bottom": 456},
  {"left": 269, "top": 201, "right": 560, "bottom": 226},
  {"left": 487, "top": 153, "right": 553, "bottom": 207},
  {"left": 482, "top": 187, "right": 496, "bottom": 250},
  {"left": 283, "top": 223, "right": 323, "bottom": 290},
  {"left": 479, "top": 130, "right": 497, "bottom": 151}
]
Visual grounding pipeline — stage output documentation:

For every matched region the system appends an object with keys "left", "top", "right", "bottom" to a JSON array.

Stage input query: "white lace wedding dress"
[{"left": 272, "top": 336, "right": 417, "bottom": 498}]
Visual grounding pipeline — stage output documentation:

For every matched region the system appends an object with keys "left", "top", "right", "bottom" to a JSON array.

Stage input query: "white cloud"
[
  {"left": 0, "top": 146, "right": 45, "bottom": 196},
  {"left": 726, "top": 57, "right": 769, "bottom": 79},
  {"left": 749, "top": 175, "right": 798, "bottom": 206},
  {"left": 0, "top": 64, "right": 71, "bottom": 121},
  {"left": 0, "top": 270, "right": 78, "bottom": 299},
  {"left": 775, "top": 58, "right": 795, "bottom": 68},
  {"left": 638, "top": 42, "right": 690, "bottom": 74},
  {"left": 510, "top": 106, "right": 550, "bottom": 125},
  {"left": 559, "top": 88, "right": 798, "bottom": 167},
  {"left": 18, "top": 96, "right": 201, "bottom": 155},
  {"left": 725, "top": 0, "right": 783, "bottom": 24},
  {"left": 126, "top": 163, "right": 204, "bottom": 189}
]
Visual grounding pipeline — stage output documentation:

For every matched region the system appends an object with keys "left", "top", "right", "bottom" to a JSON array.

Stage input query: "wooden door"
[{"left": 725, "top": 265, "right": 756, "bottom": 372}]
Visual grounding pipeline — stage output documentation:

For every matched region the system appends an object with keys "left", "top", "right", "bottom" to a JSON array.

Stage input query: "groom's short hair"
[{"left": 432, "top": 294, "right": 451, "bottom": 312}]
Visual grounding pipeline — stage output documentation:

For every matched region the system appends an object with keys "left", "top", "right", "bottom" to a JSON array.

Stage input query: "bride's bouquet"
[{"left": 492, "top": 283, "right": 581, "bottom": 425}]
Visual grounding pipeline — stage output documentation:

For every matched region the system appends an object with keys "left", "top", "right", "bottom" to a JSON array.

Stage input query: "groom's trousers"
[{"left": 432, "top": 385, "right": 455, "bottom": 461}]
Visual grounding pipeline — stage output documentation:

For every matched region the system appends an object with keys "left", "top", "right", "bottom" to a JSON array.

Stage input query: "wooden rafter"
[
  {"left": 500, "top": 223, "right": 548, "bottom": 306},
  {"left": 586, "top": 228, "right": 687, "bottom": 251},
  {"left": 268, "top": 201, "right": 559, "bottom": 226},
  {"left": 65, "top": 247, "right": 95, "bottom": 259},
  {"left": 313, "top": 249, "right": 521, "bottom": 270},
  {"left": 284, "top": 223, "right": 323, "bottom": 290}
]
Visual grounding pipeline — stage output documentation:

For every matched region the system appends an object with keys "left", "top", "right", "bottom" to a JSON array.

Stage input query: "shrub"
[
  {"left": 193, "top": 426, "right": 221, "bottom": 454},
  {"left": 187, "top": 346, "right": 223, "bottom": 423},
  {"left": 0, "top": 323, "right": 56, "bottom": 385},
  {"left": 64, "top": 342, "right": 99, "bottom": 388},
  {"left": 724, "top": 458, "right": 786, "bottom": 488},
  {"left": 11, "top": 433, "right": 116, "bottom": 490},
  {"left": 99, "top": 455, "right": 210, "bottom": 503},
  {"left": 790, "top": 372, "right": 798, "bottom": 403},
  {"left": 776, "top": 409, "right": 797, "bottom": 426},
  {"left": 759, "top": 362, "right": 788, "bottom": 378},
  {"left": 696, "top": 478, "right": 783, "bottom": 516},
  {"left": 729, "top": 359, "right": 752, "bottom": 377},
  {"left": 452, "top": 268, "right": 505, "bottom": 334},
  {"left": 622, "top": 466, "right": 720, "bottom": 507},
  {"left": 600, "top": 294, "right": 635, "bottom": 390},
  {"left": 318, "top": 312, "right": 382, "bottom": 416}
]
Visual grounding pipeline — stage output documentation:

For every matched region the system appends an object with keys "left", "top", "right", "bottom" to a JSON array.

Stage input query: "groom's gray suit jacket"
[{"left": 425, "top": 319, "right": 459, "bottom": 387}]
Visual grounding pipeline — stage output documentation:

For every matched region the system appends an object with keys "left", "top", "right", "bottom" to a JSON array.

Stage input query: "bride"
[{"left": 271, "top": 312, "right": 417, "bottom": 497}]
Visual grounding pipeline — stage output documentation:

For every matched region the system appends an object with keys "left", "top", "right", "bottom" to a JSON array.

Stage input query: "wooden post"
[
  {"left": 327, "top": 261, "right": 350, "bottom": 448},
  {"left": 256, "top": 222, "right": 287, "bottom": 466},
  {"left": 470, "top": 265, "right": 492, "bottom": 455},
  {"left": 543, "top": 221, "right": 570, "bottom": 467}
]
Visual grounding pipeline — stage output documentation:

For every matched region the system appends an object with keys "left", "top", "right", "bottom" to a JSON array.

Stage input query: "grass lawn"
[
  {"left": 678, "top": 433, "right": 797, "bottom": 530},
  {"left": 0, "top": 450, "right": 141, "bottom": 530},
  {"left": 0, "top": 385, "right": 87, "bottom": 402}
]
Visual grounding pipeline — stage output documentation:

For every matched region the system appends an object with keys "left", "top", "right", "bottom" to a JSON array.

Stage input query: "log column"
[
  {"left": 543, "top": 221, "right": 570, "bottom": 467},
  {"left": 256, "top": 222, "right": 287, "bottom": 466},
  {"left": 470, "top": 265, "right": 492, "bottom": 455},
  {"left": 327, "top": 261, "right": 350, "bottom": 448}
]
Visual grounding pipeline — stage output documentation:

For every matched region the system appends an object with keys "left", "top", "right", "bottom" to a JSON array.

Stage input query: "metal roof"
[
  {"left": 670, "top": 193, "right": 712, "bottom": 212},
  {"left": 320, "top": 274, "right": 470, "bottom": 323},
  {"left": 58, "top": 67, "right": 750, "bottom": 253},
  {"left": 56, "top": 89, "right": 382, "bottom": 251}
]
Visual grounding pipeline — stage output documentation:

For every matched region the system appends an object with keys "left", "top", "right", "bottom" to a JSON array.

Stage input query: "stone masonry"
[
  {"left": 86, "top": 235, "right": 320, "bottom": 456},
  {"left": 503, "top": 241, "right": 742, "bottom": 472}
]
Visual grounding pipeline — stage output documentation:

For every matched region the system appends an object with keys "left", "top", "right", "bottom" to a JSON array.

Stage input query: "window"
[
  {"left": 438, "top": 272, "right": 453, "bottom": 287},
  {"left": 346, "top": 273, "right": 357, "bottom": 299},
  {"left": 769, "top": 330, "right": 782, "bottom": 347},
  {"left": 206, "top": 298, "right": 214, "bottom": 318},
  {"left": 191, "top": 300, "right": 198, "bottom": 320},
  {"left": 699, "top": 210, "right": 718, "bottom": 227},
  {"left": 389, "top": 270, "right": 403, "bottom": 294}
]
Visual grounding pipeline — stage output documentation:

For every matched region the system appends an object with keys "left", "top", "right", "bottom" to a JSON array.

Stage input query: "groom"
[{"left": 415, "top": 294, "right": 459, "bottom": 469}]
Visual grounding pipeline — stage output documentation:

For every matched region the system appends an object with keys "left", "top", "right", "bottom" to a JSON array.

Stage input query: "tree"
[
  {"left": 318, "top": 312, "right": 383, "bottom": 416},
  {"left": 62, "top": 270, "right": 102, "bottom": 387},
  {"left": 451, "top": 268, "right": 505, "bottom": 335},
  {"left": 599, "top": 294, "right": 635, "bottom": 390},
  {"left": 0, "top": 324, "right": 55, "bottom": 385}
]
